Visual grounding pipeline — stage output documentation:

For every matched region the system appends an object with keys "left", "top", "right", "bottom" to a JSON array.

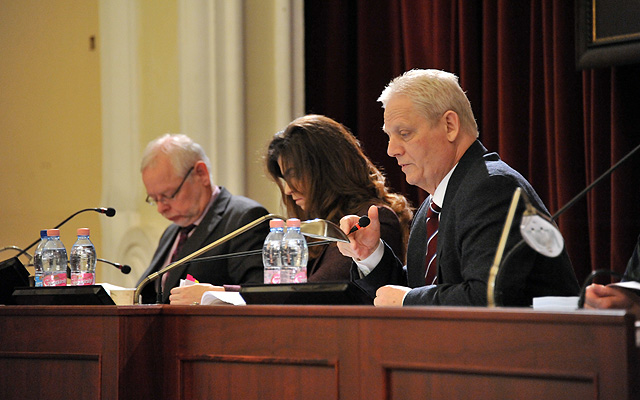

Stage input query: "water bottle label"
[
  {"left": 293, "top": 270, "right": 307, "bottom": 283},
  {"left": 71, "top": 272, "right": 95, "bottom": 286},
  {"left": 264, "top": 270, "right": 281, "bottom": 284},
  {"left": 34, "top": 276, "right": 43, "bottom": 287},
  {"left": 44, "top": 273, "right": 67, "bottom": 286}
]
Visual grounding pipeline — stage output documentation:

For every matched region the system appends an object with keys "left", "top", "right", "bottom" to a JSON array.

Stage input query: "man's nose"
[
  {"left": 387, "top": 137, "right": 402, "bottom": 157},
  {"left": 157, "top": 201, "right": 170, "bottom": 213}
]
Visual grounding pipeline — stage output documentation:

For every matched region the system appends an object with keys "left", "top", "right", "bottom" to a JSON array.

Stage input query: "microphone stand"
[
  {"left": 16, "top": 207, "right": 116, "bottom": 258},
  {"left": 134, "top": 214, "right": 349, "bottom": 304},
  {"left": 487, "top": 188, "right": 523, "bottom": 307},
  {"left": 135, "top": 214, "right": 283, "bottom": 304},
  {"left": 97, "top": 258, "right": 132, "bottom": 274},
  {"left": 0, "top": 246, "right": 33, "bottom": 264},
  {"left": 551, "top": 142, "right": 640, "bottom": 221},
  {"left": 487, "top": 142, "right": 640, "bottom": 307}
]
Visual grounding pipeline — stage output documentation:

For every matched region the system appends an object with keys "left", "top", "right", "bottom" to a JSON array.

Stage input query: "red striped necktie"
[
  {"left": 162, "top": 224, "right": 196, "bottom": 291},
  {"left": 425, "top": 201, "right": 441, "bottom": 285},
  {"left": 171, "top": 224, "right": 196, "bottom": 263}
]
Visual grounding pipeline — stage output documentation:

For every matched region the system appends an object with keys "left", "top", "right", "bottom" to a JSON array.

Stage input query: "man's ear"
[
  {"left": 443, "top": 110, "right": 460, "bottom": 142},
  {"left": 194, "top": 161, "right": 210, "bottom": 185}
]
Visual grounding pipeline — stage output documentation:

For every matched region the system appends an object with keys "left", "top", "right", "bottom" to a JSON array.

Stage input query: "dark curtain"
[{"left": 304, "top": 0, "right": 640, "bottom": 284}]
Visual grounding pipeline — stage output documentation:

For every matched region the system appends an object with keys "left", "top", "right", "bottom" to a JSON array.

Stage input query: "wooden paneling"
[
  {"left": 0, "top": 305, "right": 637, "bottom": 399},
  {"left": 0, "top": 354, "right": 100, "bottom": 399},
  {"left": 358, "top": 307, "right": 635, "bottom": 399},
  {"left": 387, "top": 368, "right": 595, "bottom": 399},
  {"left": 0, "top": 306, "right": 162, "bottom": 400},
  {"left": 180, "top": 356, "right": 338, "bottom": 399}
]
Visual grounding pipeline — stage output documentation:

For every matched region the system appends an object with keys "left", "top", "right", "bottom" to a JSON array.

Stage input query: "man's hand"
[
  {"left": 374, "top": 285, "right": 411, "bottom": 307},
  {"left": 584, "top": 283, "right": 640, "bottom": 318},
  {"left": 169, "top": 283, "right": 223, "bottom": 305},
  {"left": 337, "top": 205, "right": 382, "bottom": 261}
]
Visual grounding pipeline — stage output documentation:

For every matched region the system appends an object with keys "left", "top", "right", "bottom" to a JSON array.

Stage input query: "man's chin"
[
  {"left": 403, "top": 174, "right": 416, "bottom": 186},
  {"left": 167, "top": 216, "right": 185, "bottom": 225}
]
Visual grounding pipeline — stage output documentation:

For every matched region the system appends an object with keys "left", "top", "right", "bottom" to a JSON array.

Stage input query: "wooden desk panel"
[
  {"left": 161, "top": 306, "right": 638, "bottom": 400},
  {"left": 162, "top": 307, "right": 359, "bottom": 399},
  {"left": 0, "top": 306, "right": 162, "bottom": 400},
  {"left": 0, "top": 305, "right": 637, "bottom": 400},
  {"left": 357, "top": 308, "right": 636, "bottom": 399}
]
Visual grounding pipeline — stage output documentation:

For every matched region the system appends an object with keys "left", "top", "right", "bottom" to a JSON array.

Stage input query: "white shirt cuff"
[{"left": 355, "top": 240, "right": 385, "bottom": 277}]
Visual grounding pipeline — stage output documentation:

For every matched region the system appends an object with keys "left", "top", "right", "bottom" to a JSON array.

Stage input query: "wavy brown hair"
[{"left": 266, "top": 115, "right": 413, "bottom": 256}]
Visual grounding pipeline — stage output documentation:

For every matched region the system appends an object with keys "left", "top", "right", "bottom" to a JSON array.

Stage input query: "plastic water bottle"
[
  {"left": 32, "top": 229, "right": 48, "bottom": 287},
  {"left": 69, "top": 228, "right": 97, "bottom": 286},
  {"left": 262, "top": 219, "right": 284, "bottom": 284},
  {"left": 42, "top": 228, "right": 68, "bottom": 286},
  {"left": 281, "top": 218, "right": 308, "bottom": 284}
]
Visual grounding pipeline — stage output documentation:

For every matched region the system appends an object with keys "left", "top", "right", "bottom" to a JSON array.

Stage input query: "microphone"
[
  {"left": 98, "top": 258, "right": 131, "bottom": 274},
  {"left": 488, "top": 141, "right": 640, "bottom": 307},
  {"left": 348, "top": 216, "right": 371, "bottom": 234},
  {"left": 134, "top": 214, "right": 349, "bottom": 304},
  {"left": 550, "top": 143, "right": 640, "bottom": 222},
  {"left": 55, "top": 207, "right": 116, "bottom": 226},
  {"left": 16, "top": 207, "right": 117, "bottom": 258},
  {"left": 97, "top": 207, "right": 117, "bottom": 217}
]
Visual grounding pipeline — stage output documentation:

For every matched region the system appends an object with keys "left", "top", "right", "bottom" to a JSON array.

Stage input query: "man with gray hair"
[
  {"left": 338, "top": 69, "right": 580, "bottom": 306},
  {"left": 137, "top": 134, "right": 269, "bottom": 304}
]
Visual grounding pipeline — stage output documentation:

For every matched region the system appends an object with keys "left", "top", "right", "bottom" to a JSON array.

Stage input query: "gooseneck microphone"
[
  {"left": 97, "top": 207, "right": 117, "bottom": 217},
  {"left": 98, "top": 258, "right": 131, "bottom": 274},
  {"left": 16, "top": 207, "right": 117, "bottom": 258},
  {"left": 551, "top": 142, "right": 640, "bottom": 221},
  {"left": 54, "top": 207, "right": 117, "bottom": 227},
  {"left": 493, "top": 142, "right": 640, "bottom": 307}
]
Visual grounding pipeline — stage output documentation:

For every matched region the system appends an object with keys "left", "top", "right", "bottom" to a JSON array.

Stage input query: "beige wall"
[
  {"left": 0, "top": 0, "right": 103, "bottom": 271},
  {"left": 1, "top": 0, "right": 293, "bottom": 284},
  {"left": 245, "top": 0, "right": 288, "bottom": 216},
  {"left": 137, "top": 0, "right": 182, "bottom": 236}
]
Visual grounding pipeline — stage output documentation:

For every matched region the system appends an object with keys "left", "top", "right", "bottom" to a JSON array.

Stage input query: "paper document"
[
  {"left": 179, "top": 278, "right": 197, "bottom": 287},
  {"left": 532, "top": 296, "right": 579, "bottom": 311},
  {"left": 611, "top": 281, "right": 640, "bottom": 293},
  {"left": 98, "top": 282, "right": 136, "bottom": 305},
  {"left": 201, "top": 290, "right": 246, "bottom": 306}
]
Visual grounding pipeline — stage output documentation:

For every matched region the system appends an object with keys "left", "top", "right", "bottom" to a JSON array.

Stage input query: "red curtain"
[{"left": 304, "top": 0, "right": 640, "bottom": 284}]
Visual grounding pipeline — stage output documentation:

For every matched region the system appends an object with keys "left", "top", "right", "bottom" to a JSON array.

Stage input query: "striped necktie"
[
  {"left": 162, "top": 224, "right": 196, "bottom": 291},
  {"left": 171, "top": 224, "right": 196, "bottom": 263},
  {"left": 425, "top": 201, "right": 441, "bottom": 285}
]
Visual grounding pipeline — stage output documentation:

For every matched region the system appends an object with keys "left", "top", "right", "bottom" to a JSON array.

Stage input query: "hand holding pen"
[{"left": 337, "top": 205, "right": 381, "bottom": 261}]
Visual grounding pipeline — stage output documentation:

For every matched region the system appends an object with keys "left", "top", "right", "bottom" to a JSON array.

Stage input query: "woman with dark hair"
[{"left": 266, "top": 114, "right": 413, "bottom": 282}]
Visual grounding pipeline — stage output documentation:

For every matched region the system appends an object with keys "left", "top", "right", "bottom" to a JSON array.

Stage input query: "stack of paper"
[
  {"left": 532, "top": 296, "right": 579, "bottom": 311},
  {"left": 99, "top": 282, "right": 136, "bottom": 305},
  {"left": 201, "top": 291, "right": 246, "bottom": 306}
]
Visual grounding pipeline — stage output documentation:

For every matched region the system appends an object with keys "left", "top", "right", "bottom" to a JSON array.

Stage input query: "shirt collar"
[{"left": 431, "top": 164, "right": 457, "bottom": 209}]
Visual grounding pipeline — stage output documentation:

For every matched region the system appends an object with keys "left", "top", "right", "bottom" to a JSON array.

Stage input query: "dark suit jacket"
[
  {"left": 354, "top": 140, "right": 580, "bottom": 306},
  {"left": 137, "top": 187, "right": 269, "bottom": 304},
  {"left": 623, "top": 234, "right": 640, "bottom": 281}
]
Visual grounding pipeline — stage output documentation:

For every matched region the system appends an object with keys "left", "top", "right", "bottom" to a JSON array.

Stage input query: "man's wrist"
[{"left": 355, "top": 240, "right": 384, "bottom": 277}]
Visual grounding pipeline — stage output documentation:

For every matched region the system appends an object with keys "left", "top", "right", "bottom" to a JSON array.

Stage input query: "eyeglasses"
[{"left": 145, "top": 166, "right": 194, "bottom": 206}]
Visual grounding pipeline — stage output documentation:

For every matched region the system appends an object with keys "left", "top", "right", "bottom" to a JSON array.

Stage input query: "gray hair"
[
  {"left": 141, "top": 134, "right": 213, "bottom": 184},
  {"left": 378, "top": 69, "right": 478, "bottom": 137}
]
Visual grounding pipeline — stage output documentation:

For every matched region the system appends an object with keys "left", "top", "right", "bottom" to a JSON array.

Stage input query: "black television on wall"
[{"left": 576, "top": 0, "right": 640, "bottom": 69}]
